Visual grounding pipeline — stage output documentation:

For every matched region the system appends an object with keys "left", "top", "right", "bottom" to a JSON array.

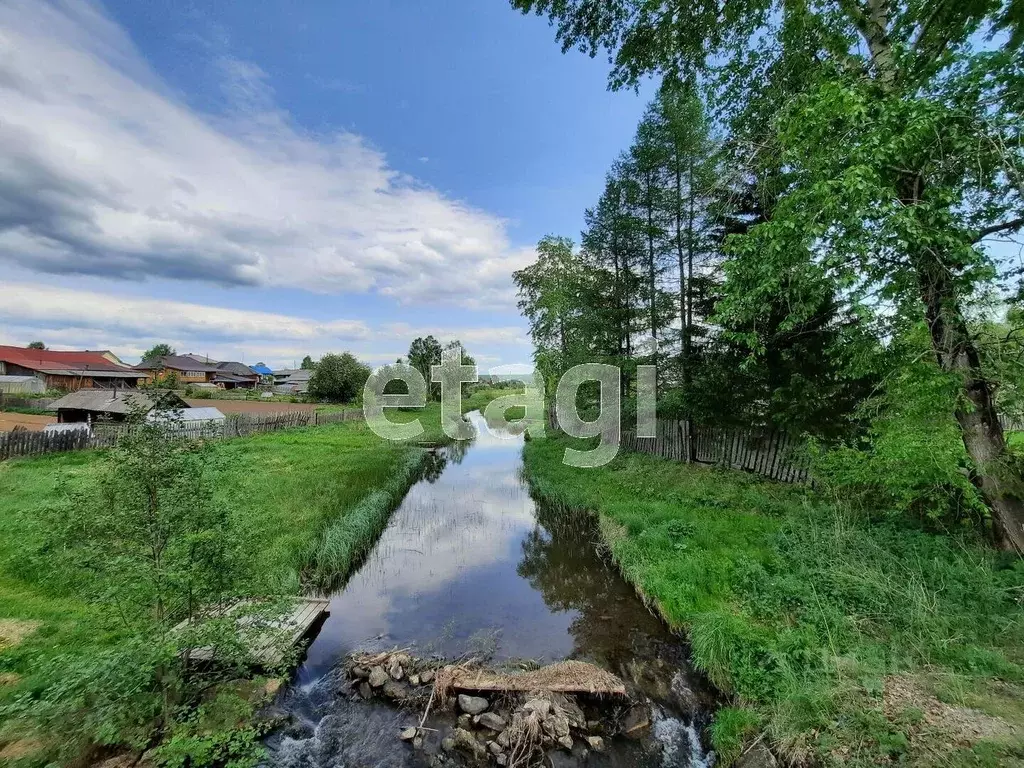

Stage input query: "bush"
[{"left": 307, "top": 352, "right": 370, "bottom": 403}]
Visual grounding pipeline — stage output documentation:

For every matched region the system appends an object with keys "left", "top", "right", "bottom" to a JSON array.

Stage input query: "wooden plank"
[{"left": 177, "top": 596, "right": 330, "bottom": 667}]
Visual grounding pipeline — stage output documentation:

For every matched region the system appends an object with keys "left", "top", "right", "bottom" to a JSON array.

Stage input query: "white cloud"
[
  {"left": 0, "top": 281, "right": 529, "bottom": 367},
  {"left": 0, "top": 0, "right": 534, "bottom": 309}
]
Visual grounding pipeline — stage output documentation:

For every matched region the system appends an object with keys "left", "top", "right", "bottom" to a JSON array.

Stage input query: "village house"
[
  {"left": 272, "top": 368, "right": 312, "bottom": 394},
  {"left": 139, "top": 354, "right": 261, "bottom": 390},
  {"left": 134, "top": 354, "right": 221, "bottom": 386},
  {"left": 48, "top": 389, "right": 188, "bottom": 425},
  {"left": 0, "top": 345, "right": 144, "bottom": 391}
]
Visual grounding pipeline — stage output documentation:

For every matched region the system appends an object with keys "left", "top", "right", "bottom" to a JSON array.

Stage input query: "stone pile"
[
  {"left": 343, "top": 651, "right": 652, "bottom": 766},
  {"left": 346, "top": 650, "right": 437, "bottom": 706}
]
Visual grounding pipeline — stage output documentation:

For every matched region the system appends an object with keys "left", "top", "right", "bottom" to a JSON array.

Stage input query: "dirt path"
[{"left": 0, "top": 412, "right": 56, "bottom": 431}]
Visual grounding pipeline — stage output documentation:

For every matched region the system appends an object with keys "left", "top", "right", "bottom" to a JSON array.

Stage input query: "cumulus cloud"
[
  {"left": 0, "top": 282, "right": 529, "bottom": 367},
  {"left": 0, "top": 0, "right": 533, "bottom": 308}
]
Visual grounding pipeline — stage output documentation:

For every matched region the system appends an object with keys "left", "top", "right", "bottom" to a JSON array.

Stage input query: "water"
[{"left": 265, "top": 411, "right": 715, "bottom": 767}]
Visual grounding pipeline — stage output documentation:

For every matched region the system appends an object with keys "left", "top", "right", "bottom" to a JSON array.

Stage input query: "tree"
[
  {"left": 300, "top": 355, "right": 316, "bottom": 370},
  {"left": 26, "top": 340, "right": 45, "bottom": 350},
  {"left": 16, "top": 409, "right": 287, "bottom": 761},
  {"left": 307, "top": 352, "right": 371, "bottom": 402},
  {"left": 142, "top": 343, "right": 175, "bottom": 362},
  {"left": 408, "top": 336, "right": 443, "bottom": 400},
  {"left": 514, "top": 0, "right": 1024, "bottom": 550}
]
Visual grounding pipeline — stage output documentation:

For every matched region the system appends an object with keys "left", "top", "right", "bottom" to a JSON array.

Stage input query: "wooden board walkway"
[{"left": 175, "top": 596, "right": 330, "bottom": 667}]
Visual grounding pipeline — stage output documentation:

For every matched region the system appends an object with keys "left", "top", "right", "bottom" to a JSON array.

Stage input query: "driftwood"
[{"left": 442, "top": 660, "right": 626, "bottom": 697}]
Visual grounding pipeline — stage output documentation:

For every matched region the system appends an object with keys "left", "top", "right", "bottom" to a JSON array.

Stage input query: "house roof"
[
  {"left": 0, "top": 345, "right": 138, "bottom": 375},
  {"left": 135, "top": 355, "right": 220, "bottom": 373},
  {"left": 215, "top": 361, "right": 259, "bottom": 377},
  {"left": 147, "top": 407, "right": 225, "bottom": 423},
  {"left": 48, "top": 389, "right": 187, "bottom": 415},
  {"left": 182, "top": 353, "right": 219, "bottom": 365},
  {"left": 273, "top": 368, "right": 312, "bottom": 381}
]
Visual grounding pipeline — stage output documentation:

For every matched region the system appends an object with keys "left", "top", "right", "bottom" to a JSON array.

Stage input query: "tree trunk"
[{"left": 918, "top": 260, "right": 1024, "bottom": 552}]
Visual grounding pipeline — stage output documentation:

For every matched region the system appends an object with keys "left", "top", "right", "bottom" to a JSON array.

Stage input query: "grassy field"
[
  {"left": 0, "top": 389, "right": 507, "bottom": 761},
  {"left": 523, "top": 434, "right": 1024, "bottom": 767}
]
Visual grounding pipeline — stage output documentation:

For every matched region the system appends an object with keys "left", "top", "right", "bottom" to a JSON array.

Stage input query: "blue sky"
[{"left": 0, "top": 0, "right": 653, "bottom": 370}]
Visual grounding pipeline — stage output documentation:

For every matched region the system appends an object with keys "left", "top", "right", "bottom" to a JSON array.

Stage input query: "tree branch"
[{"left": 973, "top": 216, "right": 1024, "bottom": 243}]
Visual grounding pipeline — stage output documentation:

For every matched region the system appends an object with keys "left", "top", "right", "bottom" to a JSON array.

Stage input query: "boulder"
[
  {"left": 452, "top": 728, "right": 487, "bottom": 760},
  {"left": 387, "top": 658, "right": 404, "bottom": 680},
  {"left": 457, "top": 694, "right": 489, "bottom": 715},
  {"left": 400, "top": 727, "right": 418, "bottom": 741},
  {"left": 621, "top": 705, "right": 650, "bottom": 738},
  {"left": 487, "top": 740, "right": 503, "bottom": 755},
  {"left": 357, "top": 682, "right": 372, "bottom": 700},
  {"left": 476, "top": 712, "right": 507, "bottom": 731},
  {"left": 420, "top": 668, "right": 435, "bottom": 684},
  {"left": 557, "top": 735, "right": 574, "bottom": 751},
  {"left": 586, "top": 736, "right": 605, "bottom": 752},
  {"left": 736, "top": 743, "right": 779, "bottom": 768},
  {"left": 368, "top": 666, "right": 388, "bottom": 688},
  {"left": 351, "top": 665, "right": 370, "bottom": 679},
  {"left": 382, "top": 680, "right": 410, "bottom": 700},
  {"left": 409, "top": 673, "right": 421, "bottom": 686},
  {"left": 522, "top": 698, "right": 551, "bottom": 718}
]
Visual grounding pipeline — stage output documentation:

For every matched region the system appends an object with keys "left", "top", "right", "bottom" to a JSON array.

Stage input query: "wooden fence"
[
  {"left": 545, "top": 404, "right": 812, "bottom": 484},
  {"left": 0, "top": 408, "right": 362, "bottom": 461}
]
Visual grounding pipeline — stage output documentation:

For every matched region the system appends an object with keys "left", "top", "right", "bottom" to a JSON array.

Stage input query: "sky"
[{"left": 0, "top": 0, "right": 654, "bottom": 371}]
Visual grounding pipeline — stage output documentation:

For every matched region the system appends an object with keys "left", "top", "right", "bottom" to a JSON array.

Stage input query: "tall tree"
[
  {"left": 142, "top": 343, "right": 175, "bottom": 362},
  {"left": 408, "top": 336, "right": 443, "bottom": 400},
  {"left": 300, "top": 355, "right": 316, "bottom": 370},
  {"left": 26, "top": 341, "right": 45, "bottom": 350},
  {"left": 514, "top": 0, "right": 1024, "bottom": 551}
]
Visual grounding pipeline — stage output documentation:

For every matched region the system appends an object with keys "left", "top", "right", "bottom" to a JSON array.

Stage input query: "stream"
[{"left": 264, "top": 411, "right": 716, "bottom": 767}]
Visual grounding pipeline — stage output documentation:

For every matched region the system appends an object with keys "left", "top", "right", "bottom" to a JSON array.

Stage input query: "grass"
[
  {"left": 523, "top": 433, "right": 1024, "bottom": 767},
  {"left": 0, "top": 389, "right": 508, "bottom": 753}
]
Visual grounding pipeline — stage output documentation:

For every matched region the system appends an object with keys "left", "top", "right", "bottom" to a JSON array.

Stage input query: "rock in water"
[
  {"left": 368, "top": 666, "right": 388, "bottom": 688},
  {"left": 586, "top": 736, "right": 605, "bottom": 752},
  {"left": 400, "top": 727, "right": 418, "bottom": 741},
  {"left": 382, "top": 680, "right": 410, "bottom": 700},
  {"left": 457, "top": 694, "right": 489, "bottom": 715},
  {"left": 358, "top": 682, "right": 372, "bottom": 699},
  {"left": 621, "top": 705, "right": 650, "bottom": 738},
  {"left": 522, "top": 698, "right": 551, "bottom": 718},
  {"left": 557, "top": 735, "right": 574, "bottom": 751},
  {"left": 387, "top": 658, "right": 404, "bottom": 680},
  {"left": 453, "top": 728, "right": 487, "bottom": 759},
  {"left": 476, "top": 712, "right": 506, "bottom": 731}
]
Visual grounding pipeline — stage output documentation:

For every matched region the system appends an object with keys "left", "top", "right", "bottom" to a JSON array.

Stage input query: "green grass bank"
[
  {"left": 0, "top": 389, "right": 507, "bottom": 763},
  {"left": 522, "top": 434, "right": 1024, "bottom": 767}
]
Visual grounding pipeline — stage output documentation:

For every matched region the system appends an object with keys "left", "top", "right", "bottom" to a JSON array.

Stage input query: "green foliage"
[
  {"left": 307, "top": 352, "right": 370, "bottom": 403},
  {"left": 154, "top": 689, "right": 270, "bottom": 768},
  {"left": 142, "top": 343, "right": 175, "bottom": 362},
  {"left": 25, "top": 341, "right": 44, "bottom": 350},
  {"left": 710, "top": 706, "right": 761, "bottom": 765},
  {"left": 814, "top": 337, "right": 987, "bottom": 527},
  {"left": 300, "top": 355, "right": 316, "bottom": 370}
]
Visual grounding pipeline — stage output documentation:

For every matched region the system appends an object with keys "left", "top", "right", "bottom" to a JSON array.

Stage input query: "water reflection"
[{"left": 269, "top": 411, "right": 713, "bottom": 766}]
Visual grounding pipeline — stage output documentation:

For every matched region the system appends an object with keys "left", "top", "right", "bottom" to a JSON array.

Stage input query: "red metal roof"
[{"left": 0, "top": 345, "right": 137, "bottom": 374}]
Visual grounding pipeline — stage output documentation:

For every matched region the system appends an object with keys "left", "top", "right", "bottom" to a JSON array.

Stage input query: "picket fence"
[
  {"left": 0, "top": 408, "right": 362, "bottom": 461},
  {"left": 546, "top": 404, "right": 812, "bottom": 485}
]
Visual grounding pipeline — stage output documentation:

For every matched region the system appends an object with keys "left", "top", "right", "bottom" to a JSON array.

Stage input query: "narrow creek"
[{"left": 264, "top": 411, "right": 716, "bottom": 767}]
